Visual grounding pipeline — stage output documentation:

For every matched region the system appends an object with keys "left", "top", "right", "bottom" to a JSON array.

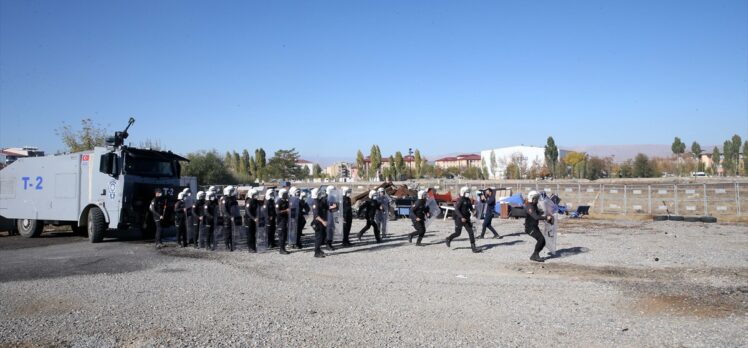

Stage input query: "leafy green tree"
[
  {"left": 265, "top": 148, "right": 306, "bottom": 180},
  {"left": 730, "top": 135, "right": 742, "bottom": 176},
  {"left": 356, "top": 150, "right": 366, "bottom": 179},
  {"left": 249, "top": 156, "right": 257, "bottom": 178},
  {"left": 369, "top": 145, "right": 382, "bottom": 180},
  {"left": 585, "top": 156, "right": 607, "bottom": 180},
  {"left": 255, "top": 148, "right": 267, "bottom": 180},
  {"left": 619, "top": 160, "right": 633, "bottom": 178},
  {"left": 414, "top": 149, "right": 422, "bottom": 178},
  {"left": 312, "top": 164, "right": 322, "bottom": 178},
  {"left": 723, "top": 140, "right": 735, "bottom": 175},
  {"left": 691, "top": 141, "right": 704, "bottom": 172},
  {"left": 394, "top": 151, "right": 405, "bottom": 178},
  {"left": 671, "top": 137, "right": 685, "bottom": 155},
  {"left": 240, "top": 149, "right": 250, "bottom": 176},
  {"left": 232, "top": 151, "right": 241, "bottom": 173},
  {"left": 183, "top": 150, "right": 236, "bottom": 185},
  {"left": 56, "top": 118, "right": 108, "bottom": 152},
  {"left": 633, "top": 153, "right": 656, "bottom": 178},
  {"left": 224, "top": 151, "right": 233, "bottom": 170},
  {"left": 711, "top": 147, "right": 721, "bottom": 175},
  {"left": 544, "top": 136, "right": 559, "bottom": 178}
]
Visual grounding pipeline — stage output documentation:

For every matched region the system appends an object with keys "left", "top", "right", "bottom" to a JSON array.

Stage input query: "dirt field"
[{"left": 0, "top": 217, "right": 746, "bottom": 347}]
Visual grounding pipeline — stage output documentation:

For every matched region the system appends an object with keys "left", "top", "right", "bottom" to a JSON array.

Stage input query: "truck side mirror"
[{"left": 99, "top": 153, "right": 119, "bottom": 176}]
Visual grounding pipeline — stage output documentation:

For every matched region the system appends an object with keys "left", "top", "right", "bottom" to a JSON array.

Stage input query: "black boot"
[
  {"left": 356, "top": 231, "right": 363, "bottom": 241},
  {"left": 530, "top": 253, "right": 544, "bottom": 262},
  {"left": 445, "top": 237, "right": 452, "bottom": 248},
  {"left": 279, "top": 247, "right": 290, "bottom": 255},
  {"left": 471, "top": 243, "right": 482, "bottom": 253},
  {"left": 326, "top": 241, "right": 335, "bottom": 251},
  {"left": 409, "top": 233, "right": 414, "bottom": 243},
  {"left": 314, "top": 249, "right": 326, "bottom": 258},
  {"left": 342, "top": 240, "right": 352, "bottom": 247}
]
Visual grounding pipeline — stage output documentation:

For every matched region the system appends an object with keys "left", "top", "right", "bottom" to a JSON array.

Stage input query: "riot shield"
[
  {"left": 213, "top": 223, "right": 226, "bottom": 251},
  {"left": 185, "top": 215, "right": 196, "bottom": 245},
  {"left": 474, "top": 195, "right": 485, "bottom": 220},
  {"left": 425, "top": 198, "right": 441, "bottom": 230},
  {"left": 540, "top": 196, "right": 559, "bottom": 254},
  {"left": 256, "top": 203, "right": 269, "bottom": 252},
  {"left": 376, "top": 195, "right": 390, "bottom": 238},
  {"left": 198, "top": 221, "right": 207, "bottom": 249},
  {"left": 326, "top": 190, "right": 342, "bottom": 241},
  {"left": 231, "top": 204, "right": 246, "bottom": 251},
  {"left": 288, "top": 196, "right": 299, "bottom": 248}
]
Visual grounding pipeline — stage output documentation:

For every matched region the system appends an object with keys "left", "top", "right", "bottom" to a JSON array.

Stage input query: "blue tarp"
[{"left": 498, "top": 193, "right": 525, "bottom": 211}]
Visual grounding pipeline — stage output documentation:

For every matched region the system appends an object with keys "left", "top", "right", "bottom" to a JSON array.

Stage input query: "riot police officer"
[
  {"left": 276, "top": 188, "right": 291, "bottom": 255},
  {"left": 149, "top": 188, "right": 168, "bottom": 248},
  {"left": 219, "top": 186, "right": 236, "bottom": 251},
  {"left": 264, "top": 189, "right": 277, "bottom": 248},
  {"left": 341, "top": 187, "right": 354, "bottom": 246},
  {"left": 356, "top": 190, "right": 382, "bottom": 243},
  {"left": 204, "top": 191, "right": 218, "bottom": 251},
  {"left": 244, "top": 189, "right": 259, "bottom": 253},
  {"left": 175, "top": 192, "right": 188, "bottom": 247},
  {"left": 311, "top": 188, "right": 327, "bottom": 258},
  {"left": 525, "top": 190, "right": 552, "bottom": 262},
  {"left": 192, "top": 191, "right": 206, "bottom": 249},
  {"left": 445, "top": 186, "right": 482, "bottom": 253},
  {"left": 297, "top": 191, "right": 310, "bottom": 249},
  {"left": 408, "top": 190, "right": 429, "bottom": 246}
]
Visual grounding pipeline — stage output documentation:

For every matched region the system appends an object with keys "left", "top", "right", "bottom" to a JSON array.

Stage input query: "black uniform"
[
  {"left": 149, "top": 195, "right": 170, "bottom": 246},
  {"left": 342, "top": 195, "right": 353, "bottom": 246},
  {"left": 204, "top": 198, "right": 218, "bottom": 250},
  {"left": 296, "top": 199, "right": 310, "bottom": 248},
  {"left": 193, "top": 198, "right": 205, "bottom": 248},
  {"left": 480, "top": 194, "right": 500, "bottom": 238},
  {"left": 408, "top": 198, "right": 428, "bottom": 245},
  {"left": 312, "top": 197, "right": 328, "bottom": 257},
  {"left": 175, "top": 199, "right": 187, "bottom": 247},
  {"left": 265, "top": 199, "right": 277, "bottom": 248},
  {"left": 356, "top": 198, "right": 382, "bottom": 243},
  {"left": 446, "top": 196, "right": 481, "bottom": 253},
  {"left": 245, "top": 198, "right": 259, "bottom": 252},
  {"left": 276, "top": 198, "right": 290, "bottom": 254},
  {"left": 219, "top": 196, "right": 234, "bottom": 251},
  {"left": 524, "top": 200, "right": 547, "bottom": 262},
  {"left": 185, "top": 199, "right": 195, "bottom": 246}
]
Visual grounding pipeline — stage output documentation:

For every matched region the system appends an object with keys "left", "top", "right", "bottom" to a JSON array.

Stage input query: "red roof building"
[{"left": 434, "top": 154, "right": 482, "bottom": 169}]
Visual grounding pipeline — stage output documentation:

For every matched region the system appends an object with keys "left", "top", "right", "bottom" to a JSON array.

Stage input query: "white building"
[
  {"left": 480, "top": 146, "right": 568, "bottom": 179},
  {"left": 296, "top": 159, "right": 315, "bottom": 176}
]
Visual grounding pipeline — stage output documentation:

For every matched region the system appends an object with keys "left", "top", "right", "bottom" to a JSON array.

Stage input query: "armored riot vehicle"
[{"left": 0, "top": 118, "right": 189, "bottom": 242}]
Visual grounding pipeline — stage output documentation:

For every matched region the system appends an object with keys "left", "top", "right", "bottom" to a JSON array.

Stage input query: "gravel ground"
[{"left": 0, "top": 217, "right": 746, "bottom": 347}]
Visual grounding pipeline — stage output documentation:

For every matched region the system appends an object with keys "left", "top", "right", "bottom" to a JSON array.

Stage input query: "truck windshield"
[{"left": 124, "top": 154, "right": 175, "bottom": 177}]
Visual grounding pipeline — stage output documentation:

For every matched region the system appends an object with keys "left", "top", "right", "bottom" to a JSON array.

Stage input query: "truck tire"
[
  {"left": 668, "top": 215, "right": 684, "bottom": 221},
  {"left": 684, "top": 216, "right": 701, "bottom": 222},
  {"left": 700, "top": 216, "right": 717, "bottom": 223},
  {"left": 17, "top": 219, "right": 43, "bottom": 238},
  {"left": 87, "top": 207, "right": 106, "bottom": 243},
  {"left": 652, "top": 215, "right": 668, "bottom": 222}
]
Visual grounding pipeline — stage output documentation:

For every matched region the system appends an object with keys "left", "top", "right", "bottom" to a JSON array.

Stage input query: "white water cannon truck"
[{"left": 0, "top": 118, "right": 191, "bottom": 242}]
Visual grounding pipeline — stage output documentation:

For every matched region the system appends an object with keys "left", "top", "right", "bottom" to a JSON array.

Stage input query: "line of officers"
[
  {"left": 149, "top": 185, "right": 394, "bottom": 258},
  {"left": 149, "top": 185, "right": 552, "bottom": 262}
]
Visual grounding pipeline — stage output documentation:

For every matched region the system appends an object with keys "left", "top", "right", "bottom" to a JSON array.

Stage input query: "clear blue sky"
[{"left": 1, "top": 0, "right": 746, "bottom": 160}]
